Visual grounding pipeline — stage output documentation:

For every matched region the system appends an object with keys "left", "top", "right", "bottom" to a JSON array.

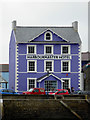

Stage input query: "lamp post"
[
  {"left": 46, "top": 68, "right": 50, "bottom": 74},
  {"left": 46, "top": 69, "right": 50, "bottom": 94}
]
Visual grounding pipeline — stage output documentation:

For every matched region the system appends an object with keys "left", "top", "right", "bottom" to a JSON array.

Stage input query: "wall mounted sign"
[{"left": 26, "top": 54, "right": 72, "bottom": 59}]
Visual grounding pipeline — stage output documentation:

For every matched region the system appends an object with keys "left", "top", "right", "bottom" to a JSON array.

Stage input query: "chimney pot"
[
  {"left": 12, "top": 20, "right": 16, "bottom": 30},
  {"left": 72, "top": 21, "right": 78, "bottom": 32}
]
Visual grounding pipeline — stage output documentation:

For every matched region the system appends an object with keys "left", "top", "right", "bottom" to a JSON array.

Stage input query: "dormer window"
[{"left": 45, "top": 32, "right": 52, "bottom": 40}]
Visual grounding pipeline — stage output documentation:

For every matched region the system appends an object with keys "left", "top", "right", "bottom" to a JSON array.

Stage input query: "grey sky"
[{"left": 0, "top": 0, "right": 88, "bottom": 64}]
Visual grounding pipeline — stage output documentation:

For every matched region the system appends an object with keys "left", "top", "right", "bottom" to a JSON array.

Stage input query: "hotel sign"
[{"left": 27, "top": 54, "right": 72, "bottom": 59}]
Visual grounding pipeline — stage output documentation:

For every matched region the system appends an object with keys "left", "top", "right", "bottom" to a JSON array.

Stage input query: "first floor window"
[
  {"left": 28, "top": 60, "right": 36, "bottom": 72},
  {"left": 62, "top": 79, "right": 70, "bottom": 90},
  {"left": 27, "top": 78, "right": 36, "bottom": 90},
  {"left": 45, "top": 81, "right": 57, "bottom": 92},
  {"left": 45, "top": 61, "right": 53, "bottom": 72},
  {"left": 44, "top": 45, "right": 53, "bottom": 54},
  {"left": 61, "top": 60, "right": 70, "bottom": 72}
]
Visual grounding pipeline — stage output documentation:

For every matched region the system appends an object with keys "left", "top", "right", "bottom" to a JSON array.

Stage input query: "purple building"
[{"left": 9, "top": 21, "right": 82, "bottom": 93}]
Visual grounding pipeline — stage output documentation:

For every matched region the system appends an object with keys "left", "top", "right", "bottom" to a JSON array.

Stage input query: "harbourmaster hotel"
[{"left": 9, "top": 21, "right": 82, "bottom": 93}]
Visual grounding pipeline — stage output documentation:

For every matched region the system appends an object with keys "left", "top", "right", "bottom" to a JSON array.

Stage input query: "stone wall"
[
  {"left": 0, "top": 95, "right": 90, "bottom": 120},
  {"left": 1, "top": 99, "right": 80, "bottom": 120}
]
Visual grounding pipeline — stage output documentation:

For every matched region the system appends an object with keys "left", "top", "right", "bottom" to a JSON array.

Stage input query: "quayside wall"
[{"left": 0, "top": 95, "right": 90, "bottom": 120}]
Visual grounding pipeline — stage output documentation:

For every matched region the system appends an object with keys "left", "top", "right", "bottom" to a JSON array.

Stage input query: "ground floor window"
[
  {"left": 62, "top": 79, "right": 70, "bottom": 90},
  {"left": 44, "top": 80, "right": 57, "bottom": 92},
  {"left": 27, "top": 78, "right": 36, "bottom": 90}
]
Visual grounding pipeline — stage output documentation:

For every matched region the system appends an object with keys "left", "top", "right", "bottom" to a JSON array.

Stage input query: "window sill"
[
  {"left": 27, "top": 71, "right": 37, "bottom": 73},
  {"left": 61, "top": 71, "right": 71, "bottom": 73}
]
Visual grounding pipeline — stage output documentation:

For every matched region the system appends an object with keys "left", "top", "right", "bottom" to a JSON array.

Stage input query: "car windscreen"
[
  {"left": 28, "top": 88, "right": 34, "bottom": 92},
  {"left": 52, "top": 90, "right": 59, "bottom": 93}
]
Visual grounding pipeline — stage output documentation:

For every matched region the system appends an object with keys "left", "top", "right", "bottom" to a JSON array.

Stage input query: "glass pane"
[
  {"left": 46, "top": 33, "right": 51, "bottom": 40},
  {"left": 63, "top": 79, "right": 69, "bottom": 89},
  {"left": 28, "top": 79, "right": 35, "bottom": 89},
  {"left": 29, "top": 61, "right": 35, "bottom": 71},
  {"left": 46, "top": 47, "right": 52, "bottom": 53},
  {"left": 63, "top": 62, "right": 69, "bottom": 71},
  {"left": 62, "top": 47, "right": 68, "bottom": 54},
  {"left": 46, "top": 61, "right": 52, "bottom": 71},
  {"left": 45, "top": 81, "right": 57, "bottom": 92},
  {"left": 28, "top": 46, "right": 34, "bottom": 53}
]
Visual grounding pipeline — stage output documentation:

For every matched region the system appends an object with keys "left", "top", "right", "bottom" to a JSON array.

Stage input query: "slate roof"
[{"left": 14, "top": 26, "right": 81, "bottom": 44}]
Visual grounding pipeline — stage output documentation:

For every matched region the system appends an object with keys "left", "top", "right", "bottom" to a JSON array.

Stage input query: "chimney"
[
  {"left": 72, "top": 21, "right": 78, "bottom": 32},
  {"left": 12, "top": 20, "right": 16, "bottom": 30}
]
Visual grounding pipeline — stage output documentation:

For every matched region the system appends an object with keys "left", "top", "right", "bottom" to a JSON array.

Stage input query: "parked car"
[
  {"left": 49, "top": 89, "right": 61, "bottom": 95},
  {"left": 23, "top": 88, "right": 46, "bottom": 95},
  {"left": 0, "top": 89, "right": 18, "bottom": 94},
  {"left": 71, "top": 90, "right": 90, "bottom": 95},
  {"left": 49, "top": 89, "right": 69, "bottom": 95}
]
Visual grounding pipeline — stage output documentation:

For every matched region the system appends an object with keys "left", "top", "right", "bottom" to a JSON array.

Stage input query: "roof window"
[{"left": 44, "top": 32, "right": 52, "bottom": 40}]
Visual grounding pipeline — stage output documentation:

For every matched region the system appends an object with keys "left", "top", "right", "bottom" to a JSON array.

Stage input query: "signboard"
[{"left": 26, "top": 54, "right": 72, "bottom": 59}]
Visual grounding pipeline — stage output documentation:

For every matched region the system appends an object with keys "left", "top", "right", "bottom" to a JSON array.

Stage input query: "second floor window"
[
  {"left": 27, "top": 45, "right": 36, "bottom": 54},
  {"left": 61, "top": 45, "right": 70, "bottom": 54}
]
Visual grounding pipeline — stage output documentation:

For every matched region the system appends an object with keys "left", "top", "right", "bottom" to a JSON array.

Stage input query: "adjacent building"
[
  {"left": 0, "top": 64, "right": 9, "bottom": 89},
  {"left": 81, "top": 52, "right": 90, "bottom": 91},
  {"left": 9, "top": 21, "right": 82, "bottom": 93}
]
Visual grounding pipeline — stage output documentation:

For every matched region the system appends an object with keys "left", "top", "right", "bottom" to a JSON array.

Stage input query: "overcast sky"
[{"left": 0, "top": 0, "right": 89, "bottom": 64}]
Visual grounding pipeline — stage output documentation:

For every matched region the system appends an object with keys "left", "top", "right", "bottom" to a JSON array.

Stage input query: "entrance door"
[{"left": 44, "top": 80, "right": 57, "bottom": 92}]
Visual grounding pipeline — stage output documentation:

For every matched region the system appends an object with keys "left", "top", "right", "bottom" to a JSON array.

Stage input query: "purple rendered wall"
[{"left": 9, "top": 30, "right": 16, "bottom": 90}]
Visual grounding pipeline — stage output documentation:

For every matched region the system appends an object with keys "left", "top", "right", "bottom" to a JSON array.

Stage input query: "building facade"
[
  {"left": 81, "top": 52, "right": 90, "bottom": 91},
  {"left": 0, "top": 64, "right": 9, "bottom": 89},
  {"left": 9, "top": 21, "right": 82, "bottom": 92}
]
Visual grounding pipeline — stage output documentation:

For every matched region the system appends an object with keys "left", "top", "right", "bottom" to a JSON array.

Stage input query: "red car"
[
  {"left": 49, "top": 89, "right": 69, "bottom": 95},
  {"left": 23, "top": 88, "right": 46, "bottom": 95}
]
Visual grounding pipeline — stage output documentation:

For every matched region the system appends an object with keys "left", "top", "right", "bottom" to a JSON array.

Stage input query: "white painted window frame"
[
  {"left": 44, "top": 45, "right": 53, "bottom": 54},
  {"left": 27, "top": 45, "right": 36, "bottom": 54},
  {"left": 61, "top": 78, "right": 71, "bottom": 89},
  {"left": 61, "top": 60, "right": 71, "bottom": 73},
  {"left": 44, "top": 60, "right": 54, "bottom": 72},
  {"left": 44, "top": 31, "right": 52, "bottom": 41},
  {"left": 27, "top": 60, "right": 37, "bottom": 72},
  {"left": 61, "top": 45, "right": 70, "bottom": 54},
  {"left": 27, "top": 78, "right": 37, "bottom": 91}
]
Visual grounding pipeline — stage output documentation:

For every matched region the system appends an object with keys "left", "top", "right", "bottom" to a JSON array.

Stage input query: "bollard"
[{"left": 85, "top": 95, "right": 87, "bottom": 100}]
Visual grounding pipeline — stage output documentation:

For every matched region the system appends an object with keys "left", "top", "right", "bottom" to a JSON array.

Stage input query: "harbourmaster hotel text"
[
  {"left": 9, "top": 20, "right": 82, "bottom": 93},
  {"left": 27, "top": 54, "right": 71, "bottom": 59}
]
